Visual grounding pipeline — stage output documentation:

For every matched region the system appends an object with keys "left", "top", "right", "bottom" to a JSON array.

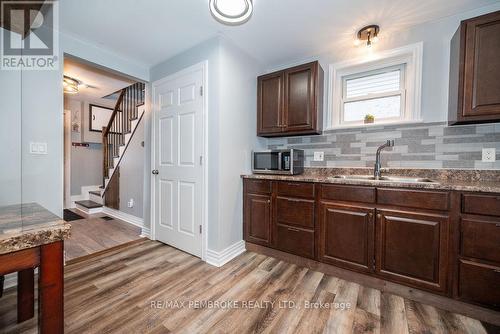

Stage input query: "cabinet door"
[
  {"left": 462, "top": 11, "right": 500, "bottom": 120},
  {"left": 257, "top": 72, "right": 284, "bottom": 135},
  {"left": 244, "top": 193, "right": 272, "bottom": 246},
  {"left": 376, "top": 209, "right": 449, "bottom": 293},
  {"left": 283, "top": 62, "right": 316, "bottom": 133},
  {"left": 319, "top": 202, "right": 375, "bottom": 273}
]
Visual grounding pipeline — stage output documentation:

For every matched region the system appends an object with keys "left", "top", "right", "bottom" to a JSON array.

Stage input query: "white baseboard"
[
  {"left": 75, "top": 205, "right": 103, "bottom": 215},
  {"left": 206, "top": 240, "right": 246, "bottom": 267},
  {"left": 102, "top": 207, "right": 144, "bottom": 228},
  {"left": 140, "top": 227, "right": 151, "bottom": 238}
]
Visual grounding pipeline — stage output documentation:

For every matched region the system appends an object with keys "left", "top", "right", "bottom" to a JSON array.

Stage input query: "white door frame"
[
  {"left": 63, "top": 109, "right": 72, "bottom": 209},
  {"left": 150, "top": 61, "right": 208, "bottom": 261}
]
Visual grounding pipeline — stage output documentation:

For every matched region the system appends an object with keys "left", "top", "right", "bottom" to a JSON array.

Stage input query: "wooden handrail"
[{"left": 103, "top": 89, "right": 126, "bottom": 137}]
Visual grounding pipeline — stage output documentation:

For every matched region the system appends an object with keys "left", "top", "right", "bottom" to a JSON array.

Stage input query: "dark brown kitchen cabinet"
[
  {"left": 257, "top": 72, "right": 284, "bottom": 135},
  {"left": 449, "top": 10, "right": 500, "bottom": 124},
  {"left": 257, "top": 61, "right": 323, "bottom": 137},
  {"left": 376, "top": 209, "right": 449, "bottom": 293},
  {"left": 319, "top": 202, "right": 375, "bottom": 273},
  {"left": 244, "top": 193, "right": 272, "bottom": 246},
  {"left": 457, "top": 260, "right": 500, "bottom": 310}
]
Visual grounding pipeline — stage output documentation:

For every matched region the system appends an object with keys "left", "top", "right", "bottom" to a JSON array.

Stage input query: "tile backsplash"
[{"left": 268, "top": 122, "right": 500, "bottom": 169}]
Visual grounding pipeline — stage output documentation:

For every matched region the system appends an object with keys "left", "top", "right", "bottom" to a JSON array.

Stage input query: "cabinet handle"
[
  {"left": 377, "top": 214, "right": 381, "bottom": 219},
  {"left": 496, "top": 224, "right": 500, "bottom": 227},
  {"left": 287, "top": 227, "right": 301, "bottom": 232},
  {"left": 494, "top": 269, "right": 500, "bottom": 274},
  {"left": 267, "top": 200, "right": 271, "bottom": 204}
]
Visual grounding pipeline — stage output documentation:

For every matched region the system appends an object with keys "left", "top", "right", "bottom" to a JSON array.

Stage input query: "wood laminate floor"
[
  {"left": 64, "top": 210, "right": 142, "bottom": 261},
  {"left": 0, "top": 240, "right": 498, "bottom": 334}
]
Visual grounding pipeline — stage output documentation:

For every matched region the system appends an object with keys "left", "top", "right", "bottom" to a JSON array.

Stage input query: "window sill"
[{"left": 324, "top": 119, "right": 424, "bottom": 132}]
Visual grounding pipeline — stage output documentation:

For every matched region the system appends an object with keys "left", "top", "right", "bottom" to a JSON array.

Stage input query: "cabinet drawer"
[
  {"left": 244, "top": 179, "right": 271, "bottom": 194},
  {"left": 276, "top": 197, "right": 314, "bottom": 228},
  {"left": 377, "top": 188, "right": 449, "bottom": 211},
  {"left": 462, "top": 194, "right": 500, "bottom": 217},
  {"left": 461, "top": 218, "right": 500, "bottom": 263},
  {"left": 276, "top": 224, "right": 314, "bottom": 259},
  {"left": 321, "top": 184, "right": 376, "bottom": 203},
  {"left": 458, "top": 260, "right": 500, "bottom": 310},
  {"left": 276, "top": 182, "right": 315, "bottom": 198}
]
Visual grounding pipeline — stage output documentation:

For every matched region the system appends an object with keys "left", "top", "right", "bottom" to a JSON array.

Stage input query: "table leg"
[
  {"left": 38, "top": 241, "right": 64, "bottom": 334},
  {"left": 17, "top": 268, "right": 35, "bottom": 323}
]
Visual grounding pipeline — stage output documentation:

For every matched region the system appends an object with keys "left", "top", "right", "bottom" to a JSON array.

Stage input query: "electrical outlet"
[
  {"left": 482, "top": 148, "right": 496, "bottom": 162},
  {"left": 127, "top": 199, "right": 134, "bottom": 208},
  {"left": 314, "top": 152, "right": 324, "bottom": 162}
]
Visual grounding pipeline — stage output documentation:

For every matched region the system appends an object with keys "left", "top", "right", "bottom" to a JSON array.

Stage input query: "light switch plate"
[
  {"left": 314, "top": 151, "right": 324, "bottom": 162},
  {"left": 482, "top": 148, "right": 496, "bottom": 162},
  {"left": 29, "top": 142, "right": 48, "bottom": 155}
]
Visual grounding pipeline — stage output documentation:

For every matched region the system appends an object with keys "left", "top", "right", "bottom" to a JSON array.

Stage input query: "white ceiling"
[
  {"left": 59, "top": 0, "right": 500, "bottom": 68},
  {"left": 63, "top": 57, "right": 135, "bottom": 102}
]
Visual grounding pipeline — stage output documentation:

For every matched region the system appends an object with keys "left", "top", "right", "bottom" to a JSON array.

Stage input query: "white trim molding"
[
  {"left": 140, "top": 227, "right": 151, "bottom": 238},
  {"left": 102, "top": 207, "right": 144, "bottom": 228},
  {"left": 206, "top": 240, "right": 246, "bottom": 267},
  {"left": 327, "top": 42, "right": 423, "bottom": 130}
]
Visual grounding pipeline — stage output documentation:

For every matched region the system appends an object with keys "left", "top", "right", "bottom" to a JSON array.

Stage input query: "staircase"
[{"left": 75, "top": 82, "right": 145, "bottom": 215}]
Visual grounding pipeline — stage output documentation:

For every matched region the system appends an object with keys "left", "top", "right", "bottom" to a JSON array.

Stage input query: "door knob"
[{"left": 152, "top": 170, "right": 159, "bottom": 175}]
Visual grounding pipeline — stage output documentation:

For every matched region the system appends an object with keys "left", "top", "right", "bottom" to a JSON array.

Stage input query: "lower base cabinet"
[
  {"left": 243, "top": 179, "right": 500, "bottom": 310},
  {"left": 458, "top": 260, "right": 500, "bottom": 310},
  {"left": 244, "top": 193, "right": 272, "bottom": 247},
  {"left": 318, "top": 202, "right": 375, "bottom": 273},
  {"left": 376, "top": 209, "right": 449, "bottom": 293}
]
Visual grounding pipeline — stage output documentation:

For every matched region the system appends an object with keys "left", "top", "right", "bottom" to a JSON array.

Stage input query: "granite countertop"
[
  {"left": 242, "top": 168, "right": 500, "bottom": 193},
  {"left": 0, "top": 203, "right": 71, "bottom": 255}
]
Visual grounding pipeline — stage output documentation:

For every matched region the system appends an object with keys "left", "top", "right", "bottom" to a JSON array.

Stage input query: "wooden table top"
[{"left": 0, "top": 203, "right": 70, "bottom": 255}]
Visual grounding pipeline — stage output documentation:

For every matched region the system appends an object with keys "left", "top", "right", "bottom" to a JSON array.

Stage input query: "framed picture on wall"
[{"left": 89, "top": 104, "right": 114, "bottom": 132}]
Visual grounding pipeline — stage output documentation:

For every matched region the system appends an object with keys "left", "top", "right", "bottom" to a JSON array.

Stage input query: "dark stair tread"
[
  {"left": 89, "top": 191, "right": 102, "bottom": 196},
  {"left": 75, "top": 200, "right": 103, "bottom": 209}
]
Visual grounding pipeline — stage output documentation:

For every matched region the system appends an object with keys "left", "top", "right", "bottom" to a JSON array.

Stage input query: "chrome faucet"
[{"left": 374, "top": 140, "right": 395, "bottom": 179}]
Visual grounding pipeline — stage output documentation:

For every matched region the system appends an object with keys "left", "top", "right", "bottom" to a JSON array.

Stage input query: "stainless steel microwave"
[{"left": 252, "top": 149, "right": 304, "bottom": 175}]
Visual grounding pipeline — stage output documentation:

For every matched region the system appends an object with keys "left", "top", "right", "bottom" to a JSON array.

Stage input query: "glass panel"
[
  {"left": 254, "top": 152, "right": 279, "bottom": 170},
  {"left": 345, "top": 69, "right": 401, "bottom": 98},
  {"left": 343, "top": 95, "right": 401, "bottom": 122}
]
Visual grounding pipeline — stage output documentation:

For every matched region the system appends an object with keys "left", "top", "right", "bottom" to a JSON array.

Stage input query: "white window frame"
[{"left": 327, "top": 42, "right": 423, "bottom": 129}]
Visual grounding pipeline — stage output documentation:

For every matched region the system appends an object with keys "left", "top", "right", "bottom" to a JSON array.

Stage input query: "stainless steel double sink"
[{"left": 331, "top": 175, "right": 438, "bottom": 184}]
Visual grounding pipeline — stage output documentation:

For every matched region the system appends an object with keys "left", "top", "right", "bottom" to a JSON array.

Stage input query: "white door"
[{"left": 153, "top": 65, "right": 204, "bottom": 258}]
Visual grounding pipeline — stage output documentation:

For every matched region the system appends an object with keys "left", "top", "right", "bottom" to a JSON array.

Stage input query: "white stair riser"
[
  {"left": 75, "top": 204, "right": 103, "bottom": 215},
  {"left": 89, "top": 193, "right": 103, "bottom": 205}
]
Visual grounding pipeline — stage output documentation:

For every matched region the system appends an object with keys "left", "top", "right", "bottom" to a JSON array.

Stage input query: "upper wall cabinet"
[
  {"left": 257, "top": 61, "right": 324, "bottom": 137},
  {"left": 449, "top": 10, "right": 500, "bottom": 125}
]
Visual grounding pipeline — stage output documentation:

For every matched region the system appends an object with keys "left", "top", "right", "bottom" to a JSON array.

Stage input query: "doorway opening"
[{"left": 63, "top": 55, "right": 146, "bottom": 261}]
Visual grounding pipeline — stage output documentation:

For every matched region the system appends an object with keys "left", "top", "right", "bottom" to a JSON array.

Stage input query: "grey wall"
[
  {"left": 267, "top": 2, "right": 500, "bottom": 125},
  {"left": 148, "top": 37, "right": 221, "bottom": 238},
  {"left": 0, "top": 4, "right": 149, "bottom": 217},
  {"left": 0, "top": 40, "right": 22, "bottom": 206},
  {"left": 269, "top": 121, "right": 500, "bottom": 170},
  {"left": 149, "top": 37, "right": 265, "bottom": 251},
  {"left": 65, "top": 98, "right": 103, "bottom": 195},
  {"left": 263, "top": 3, "right": 500, "bottom": 171},
  {"left": 119, "top": 120, "right": 144, "bottom": 218}
]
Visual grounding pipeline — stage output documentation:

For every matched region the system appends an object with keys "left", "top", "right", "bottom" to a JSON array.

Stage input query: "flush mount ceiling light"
[
  {"left": 354, "top": 25, "right": 380, "bottom": 47},
  {"left": 209, "top": 0, "right": 253, "bottom": 25},
  {"left": 63, "top": 76, "right": 79, "bottom": 94}
]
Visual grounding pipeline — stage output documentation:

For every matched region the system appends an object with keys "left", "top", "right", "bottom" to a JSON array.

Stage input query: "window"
[{"left": 329, "top": 43, "right": 422, "bottom": 128}]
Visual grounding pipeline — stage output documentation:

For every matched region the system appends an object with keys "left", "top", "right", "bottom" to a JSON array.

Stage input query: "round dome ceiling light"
[{"left": 209, "top": 0, "right": 253, "bottom": 25}]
